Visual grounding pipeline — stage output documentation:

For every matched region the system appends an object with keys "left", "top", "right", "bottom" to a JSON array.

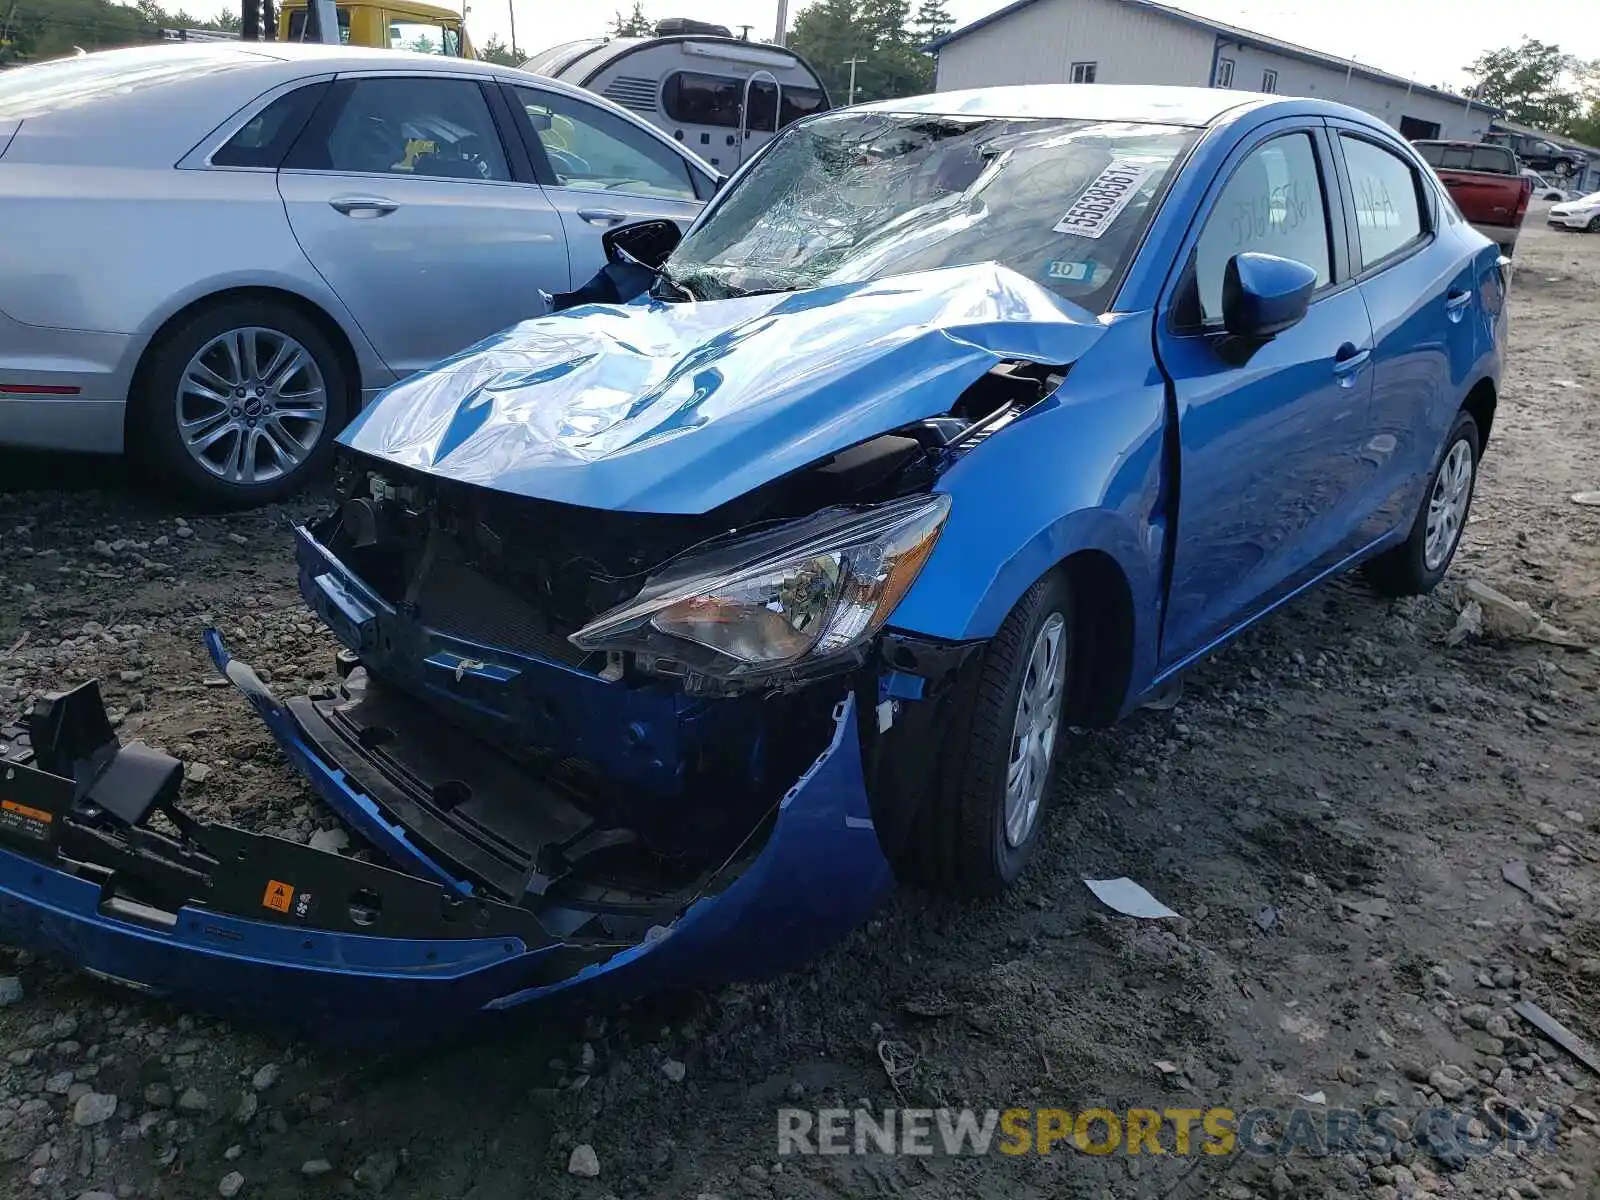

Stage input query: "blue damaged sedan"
[{"left": 0, "top": 86, "right": 1506, "bottom": 1041}]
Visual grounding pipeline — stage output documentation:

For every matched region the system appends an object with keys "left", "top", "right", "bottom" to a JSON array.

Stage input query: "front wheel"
[
  {"left": 133, "top": 299, "right": 351, "bottom": 508},
  {"left": 1365, "top": 411, "right": 1480, "bottom": 596},
  {"left": 1587, "top": 215, "right": 1600, "bottom": 234},
  {"left": 894, "top": 571, "right": 1075, "bottom": 896}
]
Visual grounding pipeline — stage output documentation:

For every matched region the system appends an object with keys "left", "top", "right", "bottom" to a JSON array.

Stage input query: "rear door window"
[
  {"left": 1468, "top": 146, "right": 1514, "bottom": 173},
  {"left": 293, "top": 76, "right": 510, "bottom": 181},
  {"left": 1339, "top": 135, "right": 1426, "bottom": 270}
]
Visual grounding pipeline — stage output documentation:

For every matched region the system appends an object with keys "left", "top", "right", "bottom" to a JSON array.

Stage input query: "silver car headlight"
[{"left": 570, "top": 495, "right": 951, "bottom": 681}]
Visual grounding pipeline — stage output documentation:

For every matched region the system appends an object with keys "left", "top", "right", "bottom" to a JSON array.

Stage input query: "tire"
[
  {"left": 897, "top": 570, "right": 1075, "bottom": 896},
  {"left": 1588, "top": 215, "right": 1600, "bottom": 234},
  {"left": 1365, "top": 411, "right": 1480, "bottom": 597},
  {"left": 132, "top": 299, "right": 351, "bottom": 508}
]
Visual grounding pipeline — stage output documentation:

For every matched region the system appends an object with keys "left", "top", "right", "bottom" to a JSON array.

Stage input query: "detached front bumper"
[{"left": 0, "top": 636, "right": 892, "bottom": 1043}]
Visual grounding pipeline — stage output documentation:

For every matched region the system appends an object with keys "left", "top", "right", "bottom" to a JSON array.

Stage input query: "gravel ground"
[{"left": 0, "top": 215, "right": 1598, "bottom": 1200}]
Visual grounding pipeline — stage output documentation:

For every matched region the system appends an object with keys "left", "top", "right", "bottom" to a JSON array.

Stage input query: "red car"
[{"left": 1414, "top": 140, "right": 1533, "bottom": 254}]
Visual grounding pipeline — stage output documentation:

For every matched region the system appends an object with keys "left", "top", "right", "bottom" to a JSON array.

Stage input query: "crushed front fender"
[{"left": 0, "top": 643, "right": 891, "bottom": 1043}]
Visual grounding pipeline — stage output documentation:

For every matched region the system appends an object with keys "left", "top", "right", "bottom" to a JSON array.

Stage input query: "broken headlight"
[{"left": 570, "top": 494, "right": 950, "bottom": 681}]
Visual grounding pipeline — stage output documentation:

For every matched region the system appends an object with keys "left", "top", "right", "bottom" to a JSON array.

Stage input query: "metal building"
[{"left": 928, "top": 0, "right": 1496, "bottom": 142}]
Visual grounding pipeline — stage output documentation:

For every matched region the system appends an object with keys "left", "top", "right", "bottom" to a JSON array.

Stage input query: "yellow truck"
[{"left": 277, "top": 1, "right": 475, "bottom": 58}]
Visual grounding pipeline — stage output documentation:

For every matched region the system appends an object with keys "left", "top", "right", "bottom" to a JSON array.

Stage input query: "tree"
[
  {"left": 611, "top": 1, "right": 653, "bottom": 38},
  {"left": 789, "top": 0, "right": 932, "bottom": 104},
  {"left": 1572, "top": 60, "right": 1600, "bottom": 148},
  {"left": 1, "top": 0, "right": 238, "bottom": 63},
  {"left": 909, "top": 0, "right": 953, "bottom": 48},
  {"left": 1464, "top": 38, "right": 1583, "bottom": 133},
  {"left": 478, "top": 33, "right": 520, "bottom": 66}
]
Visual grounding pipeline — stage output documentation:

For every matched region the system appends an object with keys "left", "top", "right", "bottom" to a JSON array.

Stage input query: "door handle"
[
  {"left": 329, "top": 196, "right": 399, "bottom": 218},
  {"left": 1445, "top": 289, "right": 1472, "bottom": 322},
  {"left": 576, "top": 208, "right": 627, "bottom": 227},
  {"left": 1332, "top": 343, "right": 1370, "bottom": 387}
]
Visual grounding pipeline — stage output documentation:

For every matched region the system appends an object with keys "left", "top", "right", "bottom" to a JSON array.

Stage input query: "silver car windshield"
[{"left": 666, "top": 111, "right": 1197, "bottom": 312}]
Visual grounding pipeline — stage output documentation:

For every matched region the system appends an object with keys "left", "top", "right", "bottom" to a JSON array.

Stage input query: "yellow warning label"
[{"left": 262, "top": 880, "right": 294, "bottom": 913}]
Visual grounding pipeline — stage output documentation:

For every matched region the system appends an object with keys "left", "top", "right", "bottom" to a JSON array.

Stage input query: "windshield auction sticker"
[{"left": 1054, "top": 159, "right": 1160, "bottom": 238}]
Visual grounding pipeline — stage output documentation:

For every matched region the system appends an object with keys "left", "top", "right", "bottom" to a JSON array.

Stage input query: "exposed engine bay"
[{"left": 322, "top": 357, "right": 1063, "bottom": 693}]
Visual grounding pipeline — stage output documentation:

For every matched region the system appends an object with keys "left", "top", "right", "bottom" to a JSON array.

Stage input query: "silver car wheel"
[
  {"left": 1003, "top": 611, "right": 1068, "bottom": 849},
  {"left": 1424, "top": 438, "right": 1474, "bottom": 571},
  {"left": 177, "top": 327, "right": 327, "bottom": 485}
]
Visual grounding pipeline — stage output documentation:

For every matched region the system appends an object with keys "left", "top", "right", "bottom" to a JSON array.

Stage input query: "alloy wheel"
[
  {"left": 1003, "top": 611, "right": 1068, "bottom": 848},
  {"left": 176, "top": 327, "right": 328, "bottom": 485},
  {"left": 1424, "top": 438, "right": 1474, "bottom": 571}
]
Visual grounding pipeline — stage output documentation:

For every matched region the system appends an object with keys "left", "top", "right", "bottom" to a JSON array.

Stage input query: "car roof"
[{"left": 847, "top": 84, "right": 1272, "bottom": 128}]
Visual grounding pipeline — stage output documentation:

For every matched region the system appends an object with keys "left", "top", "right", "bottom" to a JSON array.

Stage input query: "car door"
[
  {"left": 1156, "top": 123, "right": 1376, "bottom": 668},
  {"left": 277, "top": 72, "right": 569, "bottom": 379},
  {"left": 501, "top": 83, "right": 710, "bottom": 289},
  {"left": 1328, "top": 124, "right": 1482, "bottom": 543}
]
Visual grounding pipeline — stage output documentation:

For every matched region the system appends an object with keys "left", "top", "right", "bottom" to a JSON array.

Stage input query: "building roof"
[
  {"left": 927, "top": 0, "right": 1497, "bottom": 113},
  {"left": 1489, "top": 116, "right": 1600, "bottom": 157},
  {"left": 851, "top": 82, "right": 1267, "bottom": 125}
]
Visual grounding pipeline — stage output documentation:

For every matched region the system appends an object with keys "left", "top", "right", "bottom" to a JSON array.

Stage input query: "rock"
[
  {"left": 1493, "top": 965, "right": 1516, "bottom": 988},
  {"left": 662, "top": 1059, "right": 687, "bottom": 1083},
  {"left": 249, "top": 1064, "right": 279, "bottom": 1092},
  {"left": 225, "top": 1144, "right": 243, "bottom": 1160},
  {"left": 45, "top": 1069, "right": 75, "bottom": 1094},
  {"left": 1461, "top": 1004, "right": 1492, "bottom": 1030},
  {"left": 143, "top": 1082, "right": 173, "bottom": 1108},
  {"left": 177, "top": 1088, "right": 209, "bottom": 1113},
  {"left": 1402, "top": 1061, "right": 1432, "bottom": 1083},
  {"left": 77, "top": 1193, "right": 118, "bottom": 1200},
  {"left": 302, "top": 1159, "right": 334, "bottom": 1178},
  {"left": 1428, "top": 1070, "right": 1466, "bottom": 1101},
  {"left": 1486, "top": 1014, "right": 1512, "bottom": 1040},
  {"left": 218, "top": 1170, "right": 244, "bottom": 1197},
  {"left": 187, "top": 762, "right": 212, "bottom": 784},
  {"left": 568, "top": 1144, "right": 600, "bottom": 1178},
  {"left": 353, "top": 1150, "right": 399, "bottom": 1193},
  {"left": 0, "top": 976, "right": 22, "bottom": 1007},
  {"left": 73, "top": 1092, "right": 117, "bottom": 1127},
  {"left": 308, "top": 828, "right": 350, "bottom": 855},
  {"left": 233, "top": 1092, "right": 258, "bottom": 1124}
]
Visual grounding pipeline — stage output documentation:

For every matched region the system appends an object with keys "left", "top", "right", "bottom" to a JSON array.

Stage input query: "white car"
[
  {"left": 0, "top": 44, "right": 718, "bottom": 505},
  {"left": 1522, "top": 170, "right": 1569, "bottom": 202},
  {"left": 1548, "top": 191, "right": 1600, "bottom": 232}
]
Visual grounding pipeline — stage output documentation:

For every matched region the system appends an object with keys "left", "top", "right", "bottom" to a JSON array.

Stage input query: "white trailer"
[{"left": 523, "top": 23, "right": 830, "bottom": 175}]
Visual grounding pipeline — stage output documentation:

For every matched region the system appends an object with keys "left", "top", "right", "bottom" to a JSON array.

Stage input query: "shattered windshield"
[{"left": 665, "top": 110, "right": 1197, "bottom": 312}]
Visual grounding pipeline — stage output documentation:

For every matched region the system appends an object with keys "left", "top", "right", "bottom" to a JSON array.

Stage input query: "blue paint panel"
[
  {"left": 0, "top": 648, "right": 890, "bottom": 1042},
  {"left": 339, "top": 263, "right": 1106, "bottom": 515}
]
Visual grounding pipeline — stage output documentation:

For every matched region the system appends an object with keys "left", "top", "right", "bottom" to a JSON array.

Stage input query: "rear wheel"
[
  {"left": 1365, "top": 411, "right": 1480, "bottom": 596},
  {"left": 895, "top": 571, "right": 1075, "bottom": 896},
  {"left": 133, "top": 299, "right": 350, "bottom": 508}
]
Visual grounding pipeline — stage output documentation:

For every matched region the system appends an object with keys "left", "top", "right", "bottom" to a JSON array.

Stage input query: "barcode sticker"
[{"left": 1054, "top": 159, "right": 1160, "bottom": 239}]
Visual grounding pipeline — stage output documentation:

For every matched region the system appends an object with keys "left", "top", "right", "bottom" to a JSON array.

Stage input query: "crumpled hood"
[{"left": 339, "top": 263, "right": 1108, "bottom": 513}]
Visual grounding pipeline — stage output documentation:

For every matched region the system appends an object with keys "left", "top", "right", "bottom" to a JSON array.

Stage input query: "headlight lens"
[{"left": 571, "top": 494, "right": 950, "bottom": 680}]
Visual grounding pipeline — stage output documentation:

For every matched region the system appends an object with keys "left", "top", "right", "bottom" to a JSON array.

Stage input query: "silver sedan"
[{"left": 0, "top": 43, "right": 716, "bottom": 504}]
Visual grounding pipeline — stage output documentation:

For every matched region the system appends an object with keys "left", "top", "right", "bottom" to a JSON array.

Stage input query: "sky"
[{"left": 170, "top": 0, "right": 1597, "bottom": 92}]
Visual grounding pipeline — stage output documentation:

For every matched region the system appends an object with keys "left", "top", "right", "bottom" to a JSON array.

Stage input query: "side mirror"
[
  {"left": 1222, "top": 251, "right": 1317, "bottom": 339},
  {"left": 602, "top": 219, "right": 682, "bottom": 271}
]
